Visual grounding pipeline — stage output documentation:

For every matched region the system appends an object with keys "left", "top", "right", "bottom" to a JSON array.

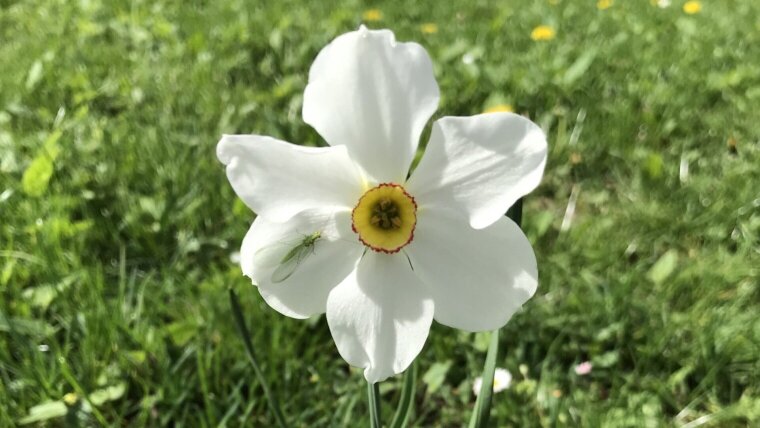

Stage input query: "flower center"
[
  {"left": 352, "top": 183, "right": 417, "bottom": 253},
  {"left": 371, "top": 198, "right": 402, "bottom": 230}
]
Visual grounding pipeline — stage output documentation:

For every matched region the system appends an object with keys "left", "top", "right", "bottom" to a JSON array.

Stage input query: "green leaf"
[
  {"left": 18, "top": 400, "right": 68, "bottom": 425},
  {"left": 21, "top": 130, "right": 62, "bottom": 197},
  {"left": 473, "top": 332, "right": 491, "bottom": 352},
  {"left": 563, "top": 49, "right": 597, "bottom": 86},
  {"left": 166, "top": 321, "right": 197, "bottom": 346},
  {"left": 0, "top": 314, "right": 57, "bottom": 337},
  {"left": 89, "top": 383, "right": 126, "bottom": 406},
  {"left": 22, "top": 285, "right": 57, "bottom": 310},
  {"left": 21, "top": 276, "right": 76, "bottom": 310},
  {"left": 592, "top": 351, "right": 619, "bottom": 368},
  {"left": 667, "top": 365, "right": 694, "bottom": 389},
  {"left": 468, "top": 330, "right": 499, "bottom": 428},
  {"left": 21, "top": 156, "right": 54, "bottom": 197},
  {"left": 26, "top": 60, "right": 44, "bottom": 90},
  {"left": 532, "top": 210, "right": 555, "bottom": 239},
  {"left": 422, "top": 360, "right": 451, "bottom": 394},
  {"left": 390, "top": 362, "right": 416, "bottom": 428},
  {"left": 644, "top": 153, "right": 664, "bottom": 179},
  {"left": 648, "top": 250, "right": 678, "bottom": 285},
  {"left": 595, "top": 322, "right": 623, "bottom": 342},
  {"left": 1, "top": 257, "right": 16, "bottom": 287},
  {"left": 126, "top": 350, "right": 147, "bottom": 364}
]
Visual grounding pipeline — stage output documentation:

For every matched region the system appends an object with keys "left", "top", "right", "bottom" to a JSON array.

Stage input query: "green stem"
[
  {"left": 228, "top": 288, "right": 288, "bottom": 428},
  {"left": 468, "top": 329, "right": 500, "bottom": 428},
  {"left": 390, "top": 362, "right": 416, "bottom": 428},
  {"left": 368, "top": 381, "right": 382, "bottom": 428}
]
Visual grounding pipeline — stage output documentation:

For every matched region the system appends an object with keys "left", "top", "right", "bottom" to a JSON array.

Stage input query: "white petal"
[
  {"left": 240, "top": 210, "right": 363, "bottom": 319},
  {"left": 303, "top": 27, "right": 440, "bottom": 183},
  {"left": 217, "top": 135, "right": 363, "bottom": 221},
  {"left": 326, "top": 251, "right": 434, "bottom": 383},
  {"left": 493, "top": 368, "right": 512, "bottom": 393},
  {"left": 406, "top": 113, "right": 547, "bottom": 229},
  {"left": 472, "top": 377, "right": 484, "bottom": 396},
  {"left": 405, "top": 211, "right": 538, "bottom": 332}
]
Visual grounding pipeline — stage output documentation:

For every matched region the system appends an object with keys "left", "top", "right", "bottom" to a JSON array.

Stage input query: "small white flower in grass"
[
  {"left": 473, "top": 368, "right": 512, "bottom": 396},
  {"left": 217, "top": 26, "right": 548, "bottom": 383}
]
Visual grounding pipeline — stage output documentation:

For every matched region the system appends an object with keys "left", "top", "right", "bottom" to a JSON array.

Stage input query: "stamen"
[{"left": 371, "top": 197, "right": 402, "bottom": 230}]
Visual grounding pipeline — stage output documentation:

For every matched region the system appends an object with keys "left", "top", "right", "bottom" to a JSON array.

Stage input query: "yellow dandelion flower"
[
  {"left": 683, "top": 1, "right": 701, "bottom": 14},
  {"left": 484, "top": 104, "right": 514, "bottom": 114},
  {"left": 362, "top": 9, "right": 382, "bottom": 22},
  {"left": 63, "top": 392, "right": 78, "bottom": 405},
  {"left": 420, "top": 23, "right": 438, "bottom": 34},
  {"left": 531, "top": 25, "right": 556, "bottom": 41},
  {"left": 597, "top": 0, "right": 612, "bottom": 10}
]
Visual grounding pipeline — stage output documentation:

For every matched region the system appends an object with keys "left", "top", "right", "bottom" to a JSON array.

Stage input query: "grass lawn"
[{"left": 1, "top": 0, "right": 759, "bottom": 426}]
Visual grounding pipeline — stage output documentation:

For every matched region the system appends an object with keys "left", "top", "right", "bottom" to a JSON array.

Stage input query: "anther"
[{"left": 371, "top": 197, "right": 402, "bottom": 230}]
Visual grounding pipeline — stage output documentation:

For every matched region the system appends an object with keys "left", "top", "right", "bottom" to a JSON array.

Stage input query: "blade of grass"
[
  {"left": 195, "top": 347, "right": 216, "bottom": 425},
  {"left": 228, "top": 288, "right": 287, "bottom": 428},
  {"left": 333, "top": 393, "right": 360, "bottom": 427},
  {"left": 390, "top": 362, "right": 416, "bottom": 428},
  {"left": 368, "top": 381, "right": 382, "bottom": 428},
  {"left": 468, "top": 329, "right": 500, "bottom": 428}
]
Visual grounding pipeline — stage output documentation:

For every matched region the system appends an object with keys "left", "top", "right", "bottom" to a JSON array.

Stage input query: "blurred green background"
[{"left": 2, "top": 0, "right": 759, "bottom": 426}]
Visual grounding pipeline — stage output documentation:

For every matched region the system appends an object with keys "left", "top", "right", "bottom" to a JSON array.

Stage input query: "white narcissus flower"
[{"left": 217, "top": 26, "right": 547, "bottom": 383}]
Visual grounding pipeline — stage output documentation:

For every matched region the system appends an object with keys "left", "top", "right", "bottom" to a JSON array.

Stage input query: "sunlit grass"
[{"left": 1, "top": 0, "right": 759, "bottom": 425}]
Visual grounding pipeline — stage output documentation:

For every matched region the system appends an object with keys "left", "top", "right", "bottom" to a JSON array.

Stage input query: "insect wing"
[
  {"left": 270, "top": 244, "right": 310, "bottom": 283},
  {"left": 254, "top": 243, "right": 288, "bottom": 269},
  {"left": 255, "top": 231, "right": 322, "bottom": 284}
]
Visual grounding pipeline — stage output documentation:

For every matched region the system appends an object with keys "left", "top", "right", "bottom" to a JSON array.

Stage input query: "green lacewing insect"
[{"left": 257, "top": 231, "right": 322, "bottom": 283}]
